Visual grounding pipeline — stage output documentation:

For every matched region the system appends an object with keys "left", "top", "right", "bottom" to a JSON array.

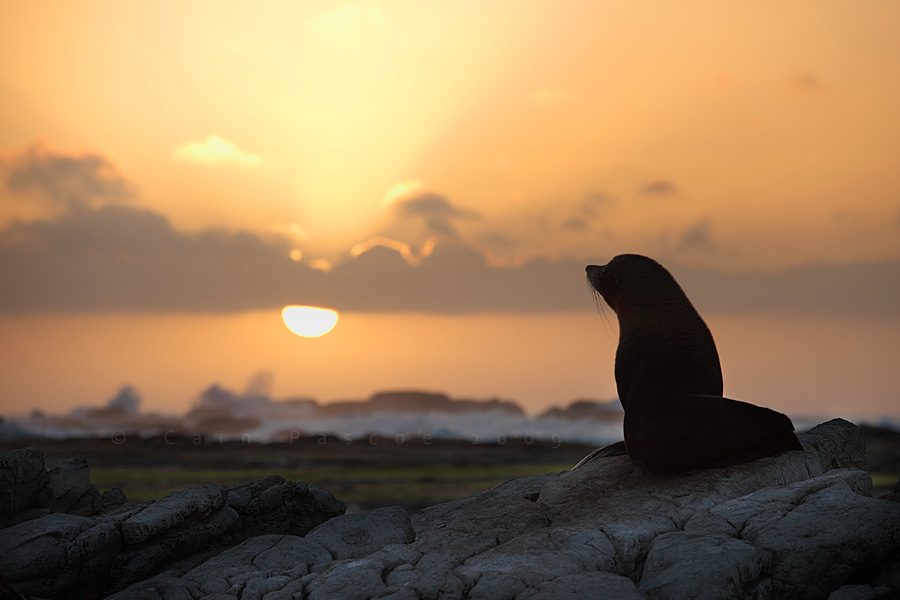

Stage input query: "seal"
[{"left": 576, "top": 254, "right": 803, "bottom": 473}]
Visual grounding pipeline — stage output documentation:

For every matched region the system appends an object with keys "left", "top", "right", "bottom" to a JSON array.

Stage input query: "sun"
[{"left": 281, "top": 306, "right": 339, "bottom": 338}]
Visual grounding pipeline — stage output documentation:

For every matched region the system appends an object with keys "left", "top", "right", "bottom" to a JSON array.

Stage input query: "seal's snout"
[{"left": 585, "top": 264, "right": 604, "bottom": 284}]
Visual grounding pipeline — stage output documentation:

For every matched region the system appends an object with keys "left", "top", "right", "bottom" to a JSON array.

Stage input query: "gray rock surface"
[
  {"left": 224, "top": 475, "right": 346, "bottom": 541},
  {"left": 306, "top": 505, "right": 415, "bottom": 560},
  {"left": 122, "top": 484, "right": 227, "bottom": 545},
  {"left": 0, "top": 512, "right": 122, "bottom": 597},
  {"left": 0, "top": 448, "right": 111, "bottom": 527},
  {"left": 0, "top": 463, "right": 345, "bottom": 598},
  {"left": 887, "top": 475, "right": 900, "bottom": 502},
  {"left": 38, "top": 454, "right": 102, "bottom": 516},
  {"left": 2, "top": 418, "right": 900, "bottom": 600},
  {"left": 0, "top": 447, "right": 46, "bottom": 524},
  {"left": 107, "top": 534, "right": 334, "bottom": 600}
]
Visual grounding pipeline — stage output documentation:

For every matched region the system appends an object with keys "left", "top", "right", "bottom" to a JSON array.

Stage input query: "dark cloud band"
[
  {"left": 4, "top": 144, "right": 134, "bottom": 208},
  {"left": 1, "top": 202, "right": 898, "bottom": 316}
]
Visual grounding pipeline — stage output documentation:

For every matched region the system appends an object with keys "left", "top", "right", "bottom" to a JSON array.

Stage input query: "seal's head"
[{"left": 586, "top": 254, "right": 683, "bottom": 317}]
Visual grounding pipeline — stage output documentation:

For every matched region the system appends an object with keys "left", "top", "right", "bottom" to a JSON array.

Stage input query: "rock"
[
  {"left": 224, "top": 476, "right": 346, "bottom": 539},
  {"left": 829, "top": 584, "right": 897, "bottom": 600},
  {"left": 872, "top": 547, "right": 900, "bottom": 591},
  {"left": 859, "top": 424, "right": 900, "bottom": 474},
  {"left": 0, "top": 513, "right": 122, "bottom": 597},
  {"left": 107, "top": 534, "right": 333, "bottom": 600},
  {"left": 38, "top": 455, "right": 102, "bottom": 516},
  {"left": 305, "top": 555, "right": 396, "bottom": 600},
  {"left": 1, "top": 448, "right": 104, "bottom": 527},
  {"left": 121, "top": 485, "right": 228, "bottom": 544},
  {"left": 3, "top": 418, "right": 900, "bottom": 600},
  {"left": 801, "top": 417, "right": 868, "bottom": 471},
  {"left": 102, "top": 487, "right": 128, "bottom": 511},
  {"left": 0, "top": 447, "right": 45, "bottom": 523},
  {"left": 312, "top": 418, "right": 898, "bottom": 600},
  {"left": 886, "top": 476, "right": 900, "bottom": 502},
  {"left": 110, "top": 502, "right": 241, "bottom": 589},
  {"left": 638, "top": 532, "right": 765, "bottom": 599},
  {"left": 0, "top": 449, "right": 345, "bottom": 599},
  {"left": 306, "top": 506, "right": 415, "bottom": 560},
  {"left": 538, "top": 399, "right": 624, "bottom": 423},
  {"left": 517, "top": 572, "right": 645, "bottom": 600},
  {"left": 728, "top": 472, "right": 896, "bottom": 599}
]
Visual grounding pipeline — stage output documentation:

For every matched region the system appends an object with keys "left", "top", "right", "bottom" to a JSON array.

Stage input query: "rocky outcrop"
[
  {"left": 0, "top": 463, "right": 345, "bottom": 598},
  {"left": 538, "top": 399, "right": 623, "bottom": 422},
  {"left": 107, "top": 507, "right": 417, "bottom": 600},
  {"left": 0, "top": 447, "right": 46, "bottom": 523},
  {"left": 316, "top": 391, "right": 525, "bottom": 417},
  {"left": 2, "top": 419, "right": 900, "bottom": 599},
  {"left": 0, "top": 448, "right": 110, "bottom": 527}
]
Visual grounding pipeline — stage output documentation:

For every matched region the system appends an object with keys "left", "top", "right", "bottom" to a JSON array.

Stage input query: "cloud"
[
  {"left": 787, "top": 71, "right": 826, "bottom": 94},
  {"left": 4, "top": 143, "right": 134, "bottom": 209},
  {"left": 639, "top": 180, "right": 679, "bottom": 197},
  {"left": 671, "top": 261, "right": 900, "bottom": 317},
  {"left": 585, "top": 191, "right": 613, "bottom": 207},
  {"left": 577, "top": 203, "right": 597, "bottom": 219},
  {"left": 393, "top": 193, "right": 480, "bottom": 237},
  {"left": 350, "top": 236, "right": 435, "bottom": 266},
  {"left": 172, "top": 135, "right": 262, "bottom": 166},
  {"left": 382, "top": 179, "right": 426, "bottom": 208},
  {"left": 1, "top": 204, "right": 897, "bottom": 318},
  {"left": 374, "top": 192, "right": 481, "bottom": 245},
  {"left": 561, "top": 217, "right": 590, "bottom": 231},
  {"left": 678, "top": 220, "right": 712, "bottom": 251},
  {"left": 0, "top": 204, "right": 328, "bottom": 312},
  {"left": 550, "top": 191, "right": 618, "bottom": 235},
  {"left": 395, "top": 193, "right": 478, "bottom": 220},
  {"left": 373, "top": 188, "right": 482, "bottom": 252},
  {"left": 477, "top": 231, "right": 518, "bottom": 249}
]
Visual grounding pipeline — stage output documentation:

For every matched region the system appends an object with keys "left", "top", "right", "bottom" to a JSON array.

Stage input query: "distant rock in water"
[
  {"left": 2, "top": 419, "right": 899, "bottom": 599},
  {"left": 316, "top": 390, "right": 525, "bottom": 417},
  {"left": 181, "top": 388, "right": 526, "bottom": 435},
  {"left": 539, "top": 398, "right": 624, "bottom": 422}
]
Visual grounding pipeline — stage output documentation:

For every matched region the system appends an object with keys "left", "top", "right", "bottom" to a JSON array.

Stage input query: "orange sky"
[
  {"left": 1, "top": 2, "right": 899, "bottom": 417},
  {"left": 2, "top": 311, "right": 898, "bottom": 418},
  {"left": 3, "top": 1, "right": 899, "bottom": 267}
]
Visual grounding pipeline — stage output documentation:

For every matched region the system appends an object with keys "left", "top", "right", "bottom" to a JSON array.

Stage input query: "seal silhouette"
[{"left": 576, "top": 254, "right": 803, "bottom": 474}]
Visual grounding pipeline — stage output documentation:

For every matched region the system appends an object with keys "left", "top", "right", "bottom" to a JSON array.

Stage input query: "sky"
[{"left": 1, "top": 1, "right": 899, "bottom": 419}]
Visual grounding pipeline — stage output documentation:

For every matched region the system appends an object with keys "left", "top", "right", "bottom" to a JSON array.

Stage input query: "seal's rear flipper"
[
  {"left": 571, "top": 440, "right": 628, "bottom": 470},
  {"left": 630, "top": 393, "right": 804, "bottom": 474}
]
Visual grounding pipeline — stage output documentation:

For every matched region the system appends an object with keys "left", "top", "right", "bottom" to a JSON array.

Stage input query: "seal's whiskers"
[{"left": 587, "top": 279, "right": 613, "bottom": 340}]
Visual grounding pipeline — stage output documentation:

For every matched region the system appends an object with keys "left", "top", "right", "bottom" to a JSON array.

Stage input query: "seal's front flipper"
[{"left": 571, "top": 440, "right": 628, "bottom": 470}]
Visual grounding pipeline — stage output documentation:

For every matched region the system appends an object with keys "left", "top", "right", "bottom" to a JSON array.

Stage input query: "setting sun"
[{"left": 281, "top": 306, "right": 339, "bottom": 338}]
